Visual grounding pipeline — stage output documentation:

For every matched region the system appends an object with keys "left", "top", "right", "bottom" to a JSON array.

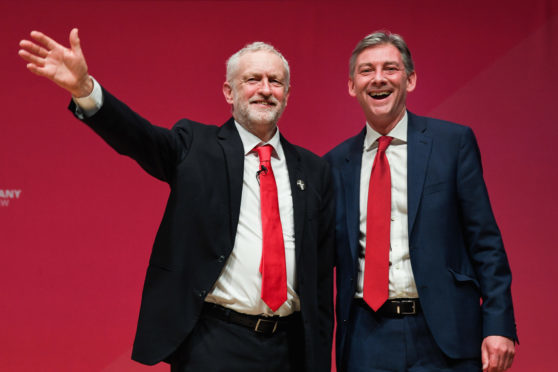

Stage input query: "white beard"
[{"left": 234, "top": 96, "right": 286, "bottom": 128}]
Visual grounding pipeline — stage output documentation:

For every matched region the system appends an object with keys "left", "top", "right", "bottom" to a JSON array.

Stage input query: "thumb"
[
  {"left": 481, "top": 342, "right": 489, "bottom": 371},
  {"left": 69, "top": 28, "right": 82, "bottom": 54}
]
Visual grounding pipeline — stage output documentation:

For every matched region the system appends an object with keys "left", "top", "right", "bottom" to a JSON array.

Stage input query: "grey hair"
[
  {"left": 226, "top": 42, "right": 290, "bottom": 89},
  {"left": 349, "top": 31, "right": 414, "bottom": 78}
]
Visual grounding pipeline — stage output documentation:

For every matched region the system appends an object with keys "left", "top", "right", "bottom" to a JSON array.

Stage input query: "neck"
[
  {"left": 237, "top": 118, "right": 278, "bottom": 142},
  {"left": 251, "top": 125, "right": 277, "bottom": 143},
  {"left": 367, "top": 108, "right": 406, "bottom": 135}
]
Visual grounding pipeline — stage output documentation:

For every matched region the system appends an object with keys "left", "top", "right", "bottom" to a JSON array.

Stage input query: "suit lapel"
[
  {"left": 407, "top": 112, "right": 432, "bottom": 237},
  {"left": 217, "top": 118, "right": 245, "bottom": 243},
  {"left": 280, "top": 136, "right": 305, "bottom": 265},
  {"left": 341, "top": 128, "right": 366, "bottom": 264}
]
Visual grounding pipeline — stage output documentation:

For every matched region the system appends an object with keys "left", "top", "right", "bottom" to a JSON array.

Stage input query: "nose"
[
  {"left": 372, "top": 69, "right": 387, "bottom": 84},
  {"left": 258, "top": 78, "right": 272, "bottom": 95}
]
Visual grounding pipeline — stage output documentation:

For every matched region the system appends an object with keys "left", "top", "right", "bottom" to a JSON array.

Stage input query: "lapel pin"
[{"left": 296, "top": 179, "right": 305, "bottom": 191}]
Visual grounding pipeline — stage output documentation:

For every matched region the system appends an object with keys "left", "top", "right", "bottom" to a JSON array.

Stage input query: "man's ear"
[
  {"left": 223, "top": 81, "right": 234, "bottom": 104},
  {"left": 406, "top": 71, "right": 417, "bottom": 93},
  {"left": 348, "top": 78, "right": 356, "bottom": 97}
]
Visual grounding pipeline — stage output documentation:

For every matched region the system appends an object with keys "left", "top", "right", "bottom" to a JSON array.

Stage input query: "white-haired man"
[{"left": 19, "top": 29, "right": 334, "bottom": 371}]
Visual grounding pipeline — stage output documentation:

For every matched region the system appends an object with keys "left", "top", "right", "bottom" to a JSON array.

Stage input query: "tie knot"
[
  {"left": 377, "top": 136, "right": 393, "bottom": 152},
  {"left": 256, "top": 144, "right": 273, "bottom": 163}
]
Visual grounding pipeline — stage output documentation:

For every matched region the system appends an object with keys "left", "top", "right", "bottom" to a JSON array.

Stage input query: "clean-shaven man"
[{"left": 325, "top": 31, "right": 516, "bottom": 372}]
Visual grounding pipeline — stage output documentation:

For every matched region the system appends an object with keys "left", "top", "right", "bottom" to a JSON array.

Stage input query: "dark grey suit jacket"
[{"left": 70, "top": 88, "right": 335, "bottom": 371}]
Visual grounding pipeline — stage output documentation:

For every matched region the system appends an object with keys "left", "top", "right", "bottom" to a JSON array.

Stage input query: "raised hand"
[{"left": 19, "top": 28, "right": 93, "bottom": 97}]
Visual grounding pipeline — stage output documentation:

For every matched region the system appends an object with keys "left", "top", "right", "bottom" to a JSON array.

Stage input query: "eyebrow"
[
  {"left": 242, "top": 72, "right": 284, "bottom": 81},
  {"left": 358, "top": 61, "right": 400, "bottom": 68}
]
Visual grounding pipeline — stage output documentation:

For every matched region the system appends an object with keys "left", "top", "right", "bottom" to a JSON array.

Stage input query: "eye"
[{"left": 270, "top": 79, "right": 284, "bottom": 87}]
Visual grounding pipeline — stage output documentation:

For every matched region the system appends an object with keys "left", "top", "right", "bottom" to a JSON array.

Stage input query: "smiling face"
[
  {"left": 349, "top": 43, "right": 416, "bottom": 134},
  {"left": 223, "top": 50, "right": 289, "bottom": 141}
]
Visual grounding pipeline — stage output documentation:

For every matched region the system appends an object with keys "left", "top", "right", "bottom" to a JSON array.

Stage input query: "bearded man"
[{"left": 19, "top": 29, "right": 334, "bottom": 372}]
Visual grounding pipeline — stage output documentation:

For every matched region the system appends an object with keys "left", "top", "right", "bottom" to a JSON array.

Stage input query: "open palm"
[{"left": 19, "top": 28, "right": 92, "bottom": 97}]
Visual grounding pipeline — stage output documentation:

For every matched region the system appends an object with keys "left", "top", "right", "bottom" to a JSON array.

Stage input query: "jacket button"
[{"left": 217, "top": 255, "right": 225, "bottom": 263}]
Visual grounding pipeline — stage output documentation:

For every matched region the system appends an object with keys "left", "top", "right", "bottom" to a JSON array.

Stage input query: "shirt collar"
[
  {"left": 363, "top": 111, "right": 408, "bottom": 151},
  {"left": 234, "top": 121, "right": 282, "bottom": 159}
]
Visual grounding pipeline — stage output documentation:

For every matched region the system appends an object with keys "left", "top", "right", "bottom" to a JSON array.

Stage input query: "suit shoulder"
[
  {"left": 172, "top": 118, "right": 219, "bottom": 133},
  {"left": 411, "top": 113, "right": 472, "bottom": 136},
  {"left": 291, "top": 144, "right": 329, "bottom": 168},
  {"left": 323, "top": 132, "right": 363, "bottom": 165}
]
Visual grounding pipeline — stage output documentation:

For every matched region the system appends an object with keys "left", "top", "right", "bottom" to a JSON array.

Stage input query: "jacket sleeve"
[
  {"left": 68, "top": 86, "right": 191, "bottom": 184},
  {"left": 456, "top": 127, "right": 517, "bottom": 341}
]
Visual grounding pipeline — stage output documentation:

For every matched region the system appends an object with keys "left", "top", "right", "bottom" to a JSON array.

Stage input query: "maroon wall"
[{"left": 2, "top": 1, "right": 557, "bottom": 370}]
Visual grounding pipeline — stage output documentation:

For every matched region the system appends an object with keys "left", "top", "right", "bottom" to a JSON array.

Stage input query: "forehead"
[
  {"left": 235, "top": 50, "right": 286, "bottom": 77},
  {"left": 355, "top": 44, "right": 403, "bottom": 65}
]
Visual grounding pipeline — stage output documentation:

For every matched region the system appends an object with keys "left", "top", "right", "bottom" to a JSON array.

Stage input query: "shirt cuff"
[{"left": 72, "top": 76, "right": 103, "bottom": 118}]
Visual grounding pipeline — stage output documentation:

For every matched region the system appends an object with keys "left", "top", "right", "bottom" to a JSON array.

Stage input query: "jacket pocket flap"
[{"left": 448, "top": 268, "right": 480, "bottom": 288}]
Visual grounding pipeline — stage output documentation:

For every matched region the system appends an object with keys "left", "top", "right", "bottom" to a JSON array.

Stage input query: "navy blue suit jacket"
[
  {"left": 70, "top": 88, "right": 335, "bottom": 370},
  {"left": 324, "top": 112, "right": 517, "bottom": 365}
]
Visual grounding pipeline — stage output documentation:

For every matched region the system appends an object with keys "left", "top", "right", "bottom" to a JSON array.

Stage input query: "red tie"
[
  {"left": 364, "top": 136, "right": 393, "bottom": 311},
  {"left": 255, "top": 144, "right": 287, "bottom": 312}
]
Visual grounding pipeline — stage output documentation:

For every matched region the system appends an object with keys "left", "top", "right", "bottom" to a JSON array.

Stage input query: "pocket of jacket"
[
  {"left": 423, "top": 181, "right": 448, "bottom": 195},
  {"left": 448, "top": 267, "right": 480, "bottom": 289}
]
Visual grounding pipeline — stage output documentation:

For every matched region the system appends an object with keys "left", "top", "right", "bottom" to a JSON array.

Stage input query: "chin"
[{"left": 251, "top": 111, "right": 280, "bottom": 126}]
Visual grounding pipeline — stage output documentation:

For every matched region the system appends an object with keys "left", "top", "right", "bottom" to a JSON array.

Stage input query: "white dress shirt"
[
  {"left": 73, "top": 78, "right": 299, "bottom": 316},
  {"left": 356, "top": 112, "right": 419, "bottom": 299},
  {"left": 205, "top": 122, "right": 299, "bottom": 316}
]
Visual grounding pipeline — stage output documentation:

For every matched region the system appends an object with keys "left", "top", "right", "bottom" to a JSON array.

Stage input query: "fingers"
[
  {"left": 29, "top": 30, "right": 63, "bottom": 52},
  {"left": 503, "top": 353, "right": 514, "bottom": 370},
  {"left": 19, "top": 39, "right": 49, "bottom": 58},
  {"left": 482, "top": 336, "right": 515, "bottom": 372},
  {"left": 18, "top": 48, "right": 44, "bottom": 67},
  {"left": 18, "top": 30, "right": 64, "bottom": 74},
  {"left": 498, "top": 345, "right": 514, "bottom": 371},
  {"left": 23, "top": 60, "right": 47, "bottom": 77},
  {"left": 18, "top": 39, "right": 50, "bottom": 77},
  {"left": 488, "top": 351, "right": 500, "bottom": 372}
]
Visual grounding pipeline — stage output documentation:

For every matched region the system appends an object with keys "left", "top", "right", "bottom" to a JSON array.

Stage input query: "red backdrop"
[{"left": 2, "top": 1, "right": 557, "bottom": 371}]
